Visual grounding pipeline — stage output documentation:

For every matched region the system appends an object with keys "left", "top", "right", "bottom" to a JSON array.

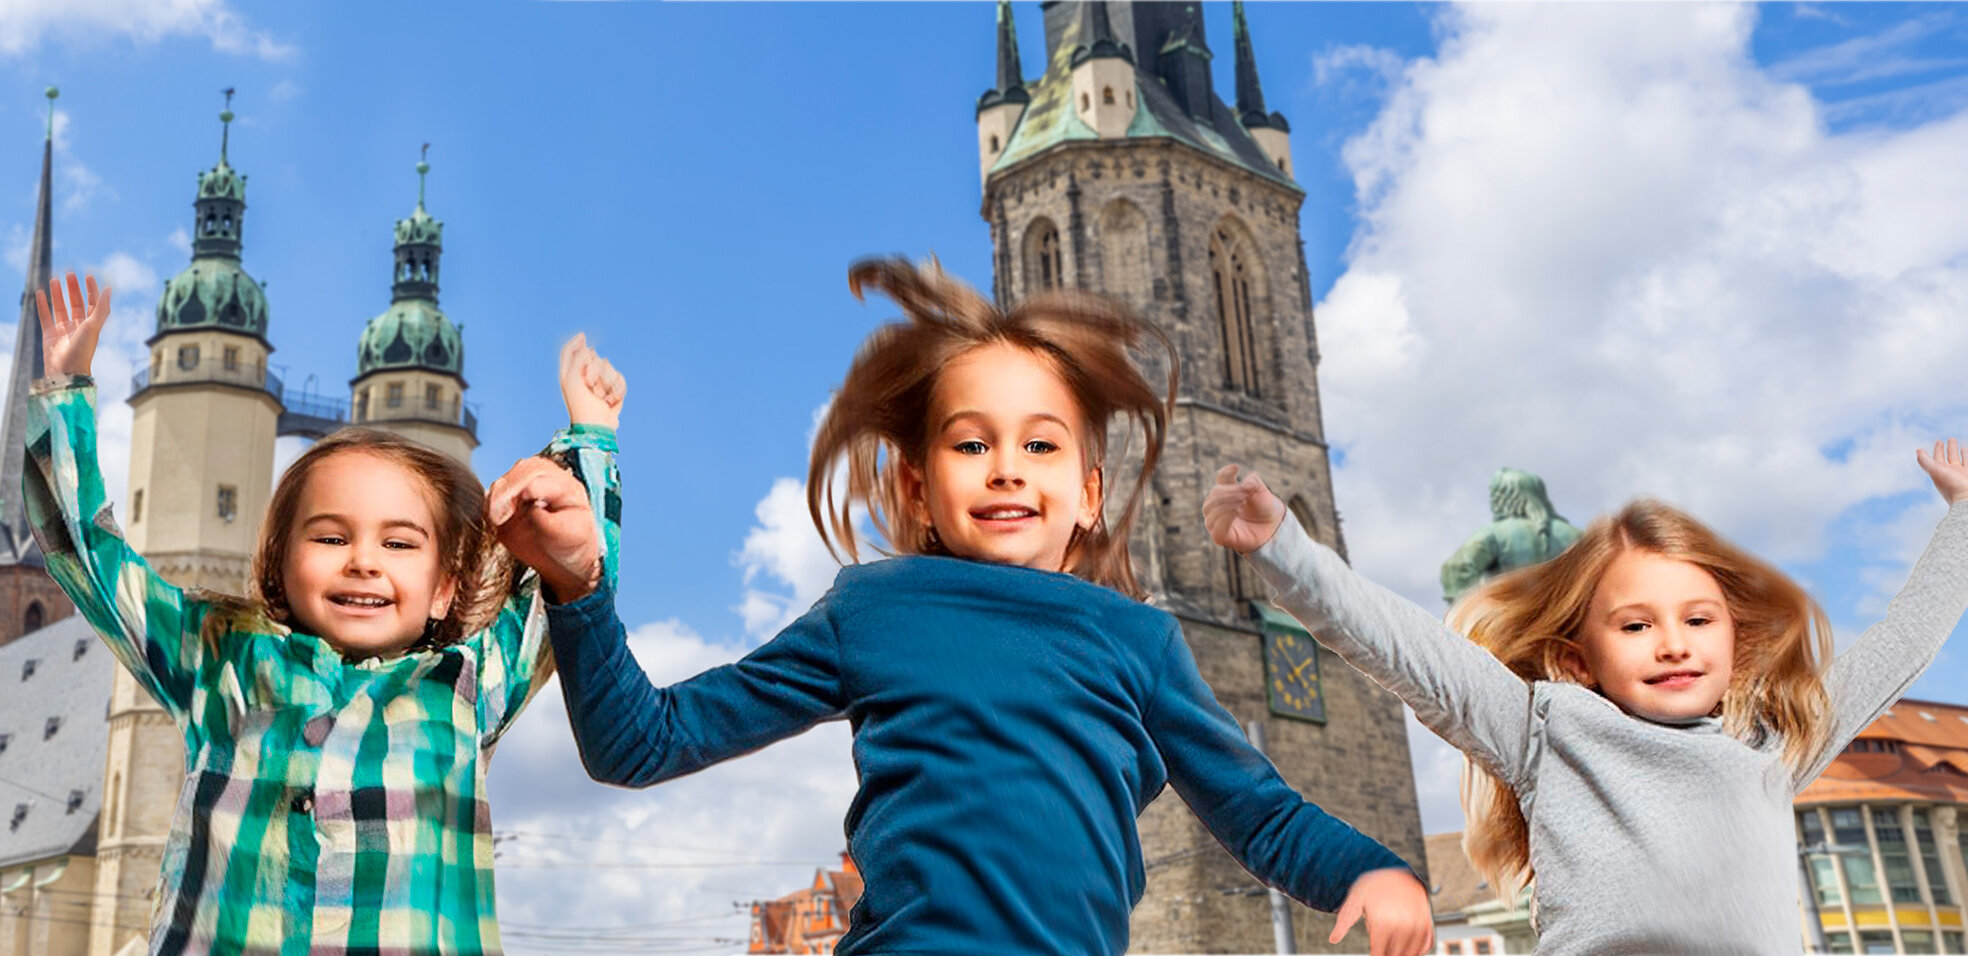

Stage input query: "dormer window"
[
  {"left": 9, "top": 804, "right": 25, "bottom": 831},
  {"left": 21, "top": 659, "right": 37, "bottom": 680},
  {"left": 44, "top": 716, "right": 61, "bottom": 739},
  {"left": 66, "top": 790, "right": 83, "bottom": 814},
  {"left": 0, "top": 733, "right": 10, "bottom": 753},
  {"left": 74, "top": 638, "right": 88, "bottom": 661}
]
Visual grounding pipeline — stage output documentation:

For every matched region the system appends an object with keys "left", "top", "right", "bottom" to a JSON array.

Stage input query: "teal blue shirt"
[{"left": 547, "top": 556, "right": 1412, "bottom": 956}]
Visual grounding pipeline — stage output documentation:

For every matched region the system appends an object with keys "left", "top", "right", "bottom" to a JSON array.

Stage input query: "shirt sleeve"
[
  {"left": 1144, "top": 616, "right": 1414, "bottom": 912},
  {"left": 479, "top": 424, "right": 622, "bottom": 743},
  {"left": 22, "top": 377, "right": 207, "bottom": 723},
  {"left": 1245, "top": 517, "right": 1536, "bottom": 788},
  {"left": 544, "top": 579, "right": 846, "bottom": 787},
  {"left": 1793, "top": 500, "right": 1968, "bottom": 789}
]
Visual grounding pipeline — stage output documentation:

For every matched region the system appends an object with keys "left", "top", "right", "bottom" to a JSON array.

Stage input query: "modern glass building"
[{"left": 1797, "top": 697, "right": 1968, "bottom": 954}]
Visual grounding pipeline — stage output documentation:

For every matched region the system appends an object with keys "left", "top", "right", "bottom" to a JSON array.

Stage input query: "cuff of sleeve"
[
  {"left": 31, "top": 373, "right": 94, "bottom": 397},
  {"left": 1244, "top": 516, "right": 1311, "bottom": 595},
  {"left": 545, "top": 577, "right": 617, "bottom": 630},
  {"left": 554, "top": 423, "right": 619, "bottom": 454}
]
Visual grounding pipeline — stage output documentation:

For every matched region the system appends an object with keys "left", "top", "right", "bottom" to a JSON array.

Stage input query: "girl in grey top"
[{"left": 1204, "top": 441, "right": 1968, "bottom": 955}]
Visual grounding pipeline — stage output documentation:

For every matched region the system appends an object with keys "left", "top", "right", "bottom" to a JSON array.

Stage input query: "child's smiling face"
[
  {"left": 1570, "top": 548, "right": 1737, "bottom": 723},
  {"left": 280, "top": 450, "right": 458, "bottom": 658},
  {"left": 903, "top": 342, "right": 1102, "bottom": 574}
]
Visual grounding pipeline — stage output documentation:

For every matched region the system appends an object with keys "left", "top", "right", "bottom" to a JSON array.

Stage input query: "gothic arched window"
[
  {"left": 1209, "top": 225, "right": 1260, "bottom": 396},
  {"left": 23, "top": 602, "right": 42, "bottom": 634},
  {"left": 1025, "top": 219, "right": 1064, "bottom": 295}
]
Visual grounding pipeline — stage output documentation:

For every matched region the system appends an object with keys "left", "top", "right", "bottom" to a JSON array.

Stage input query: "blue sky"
[{"left": 6, "top": 2, "right": 1968, "bottom": 951}]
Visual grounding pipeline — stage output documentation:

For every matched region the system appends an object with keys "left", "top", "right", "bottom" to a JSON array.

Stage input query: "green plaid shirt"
[{"left": 23, "top": 378, "right": 621, "bottom": 956}]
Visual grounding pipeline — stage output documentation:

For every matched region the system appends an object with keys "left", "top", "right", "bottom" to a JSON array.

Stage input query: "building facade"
[
  {"left": 748, "top": 855, "right": 865, "bottom": 955},
  {"left": 1797, "top": 697, "right": 1968, "bottom": 954},
  {"left": 977, "top": 3, "right": 1426, "bottom": 951}
]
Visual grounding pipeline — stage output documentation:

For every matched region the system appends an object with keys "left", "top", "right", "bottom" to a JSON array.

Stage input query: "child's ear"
[
  {"left": 1078, "top": 466, "right": 1104, "bottom": 531},
  {"left": 897, "top": 459, "right": 930, "bottom": 527},
  {"left": 1558, "top": 643, "right": 1595, "bottom": 687},
  {"left": 430, "top": 574, "right": 458, "bottom": 623}
]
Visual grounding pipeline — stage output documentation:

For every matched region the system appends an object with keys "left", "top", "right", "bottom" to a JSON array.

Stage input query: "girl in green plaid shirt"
[{"left": 24, "top": 272, "right": 625, "bottom": 956}]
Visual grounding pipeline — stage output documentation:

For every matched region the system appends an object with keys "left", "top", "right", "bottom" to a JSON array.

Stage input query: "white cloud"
[
  {"left": 0, "top": 0, "right": 293, "bottom": 59},
  {"left": 166, "top": 227, "right": 191, "bottom": 257},
  {"left": 269, "top": 79, "right": 303, "bottom": 103},
  {"left": 487, "top": 617, "right": 857, "bottom": 954},
  {"left": 1312, "top": 43, "right": 1408, "bottom": 95},
  {"left": 1314, "top": 3, "right": 1968, "bottom": 833},
  {"left": 733, "top": 401, "right": 874, "bottom": 638}
]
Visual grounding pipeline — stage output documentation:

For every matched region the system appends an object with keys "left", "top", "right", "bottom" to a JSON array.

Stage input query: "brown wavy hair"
[
  {"left": 1451, "top": 498, "right": 1832, "bottom": 904},
  {"left": 807, "top": 258, "right": 1176, "bottom": 598},
  {"left": 224, "top": 428, "right": 512, "bottom": 651}
]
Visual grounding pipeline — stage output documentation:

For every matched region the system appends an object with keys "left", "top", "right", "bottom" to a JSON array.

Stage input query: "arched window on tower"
[
  {"left": 1209, "top": 225, "right": 1261, "bottom": 397},
  {"left": 23, "top": 602, "right": 42, "bottom": 634},
  {"left": 1102, "top": 86, "right": 1115, "bottom": 105},
  {"left": 1024, "top": 219, "right": 1064, "bottom": 295}
]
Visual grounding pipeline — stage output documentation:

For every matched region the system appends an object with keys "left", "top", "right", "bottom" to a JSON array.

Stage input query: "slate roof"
[
  {"left": 0, "top": 614, "right": 112, "bottom": 869},
  {"left": 988, "top": 1, "right": 1296, "bottom": 191}
]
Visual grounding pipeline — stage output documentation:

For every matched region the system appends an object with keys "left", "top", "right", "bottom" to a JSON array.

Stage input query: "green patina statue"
[{"left": 1441, "top": 468, "right": 1582, "bottom": 605}]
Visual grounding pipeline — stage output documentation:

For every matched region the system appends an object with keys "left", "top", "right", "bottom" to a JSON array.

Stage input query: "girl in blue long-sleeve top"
[{"left": 519, "top": 259, "right": 1432, "bottom": 956}]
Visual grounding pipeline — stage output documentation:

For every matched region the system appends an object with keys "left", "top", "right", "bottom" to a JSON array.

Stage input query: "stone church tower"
[
  {"left": 0, "top": 88, "right": 79, "bottom": 652},
  {"left": 350, "top": 153, "right": 476, "bottom": 463},
  {"left": 101, "top": 100, "right": 287, "bottom": 956},
  {"left": 975, "top": 3, "right": 1427, "bottom": 951}
]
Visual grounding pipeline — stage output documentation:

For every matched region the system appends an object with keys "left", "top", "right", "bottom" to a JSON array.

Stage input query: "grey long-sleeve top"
[{"left": 1246, "top": 502, "right": 1968, "bottom": 955}]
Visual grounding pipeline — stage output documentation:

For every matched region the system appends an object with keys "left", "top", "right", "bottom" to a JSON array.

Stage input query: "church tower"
[
  {"left": 0, "top": 87, "right": 77, "bottom": 650},
  {"left": 102, "top": 93, "right": 284, "bottom": 956},
  {"left": 977, "top": 4, "right": 1425, "bottom": 951},
  {"left": 349, "top": 149, "right": 475, "bottom": 463}
]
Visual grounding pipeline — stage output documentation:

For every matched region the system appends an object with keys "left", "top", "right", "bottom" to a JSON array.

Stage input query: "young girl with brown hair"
[
  {"left": 1205, "top": 448, "right": 1968, "bottom": 954},
  {"left": 26, "top": 272, "right": 624, "bottom": 955},
  {"left": 533, "top": 259, "right": 1434, "bottom": 956}
]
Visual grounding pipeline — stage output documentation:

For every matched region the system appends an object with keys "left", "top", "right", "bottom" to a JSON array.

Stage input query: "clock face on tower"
[{"left": 1263, "top": 626, "right": 1325, "bottom": 723}]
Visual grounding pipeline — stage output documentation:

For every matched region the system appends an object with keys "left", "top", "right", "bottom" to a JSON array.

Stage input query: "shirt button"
[{"left": 291, "top": 791, "right": 314, "bottom": 814}]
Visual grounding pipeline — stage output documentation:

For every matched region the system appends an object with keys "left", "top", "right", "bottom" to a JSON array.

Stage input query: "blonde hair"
[
  {"left": 1450, "top": 498, "right": 1832, "bottom": 903},
  {"left": 807, "top": 257, "right": 1175, "bottom": 598}
]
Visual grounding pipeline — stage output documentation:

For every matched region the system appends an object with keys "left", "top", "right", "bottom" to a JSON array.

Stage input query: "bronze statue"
[{"left": 1441, "top": 468, "right": 1581, "bottom": 604}]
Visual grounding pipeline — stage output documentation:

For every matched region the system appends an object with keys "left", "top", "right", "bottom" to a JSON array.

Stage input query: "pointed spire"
[
  {"left": 0, "top": 87, "right": 62, "bottom": 561},
  {"left": 979, "top": 1, "right": 1030, "bottom": 113},
  {"left": 1233, "top": 2, "right": 1270, "bottom": 128},
  {"left": 995, "top": 1, "right": 1025, "bottom": 98},
  {"left": 1072, "top": 1, "right": 1134, "bottom": 68},
  {"left": 219, "top": 87, "right": 234, "bottom": 165}
]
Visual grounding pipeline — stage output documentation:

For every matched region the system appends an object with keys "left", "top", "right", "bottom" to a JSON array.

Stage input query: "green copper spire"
[
  {"left": 43, "top": 86, "right": 56, "bottom": 140},
  {"left": 156, "top": 88, "right": 268, "bottom": 340},
  {"left": 357, "top": 144, "right": 462, "bottom": 381}
]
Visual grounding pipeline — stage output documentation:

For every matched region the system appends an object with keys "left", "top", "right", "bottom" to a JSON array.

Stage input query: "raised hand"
[
  {"left": 36, "top": 271, "right": 111, "bottom": 379},
  {"left": 560, "top": 333, "right": 626, "bottom": 429},
  {"left": 488, "top": 457, "right": 600, "bottom": 603},
  {"left": 1330, "top": 867, "right": 1434, "bottom": 956},
  {"left": 1203, "top": 464, "right": 1287, "bottom": 555},
  {"left": 1917, "top": 438, "right": 1968, "bottom": 505}
]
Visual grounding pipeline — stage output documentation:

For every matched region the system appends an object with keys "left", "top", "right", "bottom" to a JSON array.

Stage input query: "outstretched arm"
[
  {"left": 1206, "top": 465, "right": 1535, "bottom": 786},
  {"left": 1145, "top": 620, "right": 1430, "bottom": 956},
  {"left": 25, "top": 272, "right": 206, "bottom": 721},
  {"left": 1798, "top": 440, "right": 1968, "bottom": 788},
  {"left": 544, "top": 580, "right": 847, "bottom": 787}
]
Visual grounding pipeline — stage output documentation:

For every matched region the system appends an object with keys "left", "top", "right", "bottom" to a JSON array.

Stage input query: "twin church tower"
[{"left": 130, "top": 100, "right": 477, "bottom": 597}]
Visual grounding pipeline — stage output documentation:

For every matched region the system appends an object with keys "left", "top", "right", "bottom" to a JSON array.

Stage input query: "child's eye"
[
  {"left": 954, "top": 440, "right": 988, "bottom": 455},
  {"left": 1620, "top": 621, "right": 1649, "bottom": 633},
  {"left": 311, "top": 535, "right": 346, "bottom": 546},
  {"left": 384, "top": 539, "right": 419, "bottom": 550},
  {"left": 1024, "top": 440, "right": 1058, "bottom": 454},
  {"left": 1687, "top": 617, "right": 1710, "bottom": 627}
]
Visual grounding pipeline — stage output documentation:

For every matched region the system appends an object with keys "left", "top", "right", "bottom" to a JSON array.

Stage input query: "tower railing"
[
  {"left": 130, "top": 357, "right": 282, "bottom": 402},
  {"left": 353, "top": 396, "right": 479, "bottom": 440}
]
